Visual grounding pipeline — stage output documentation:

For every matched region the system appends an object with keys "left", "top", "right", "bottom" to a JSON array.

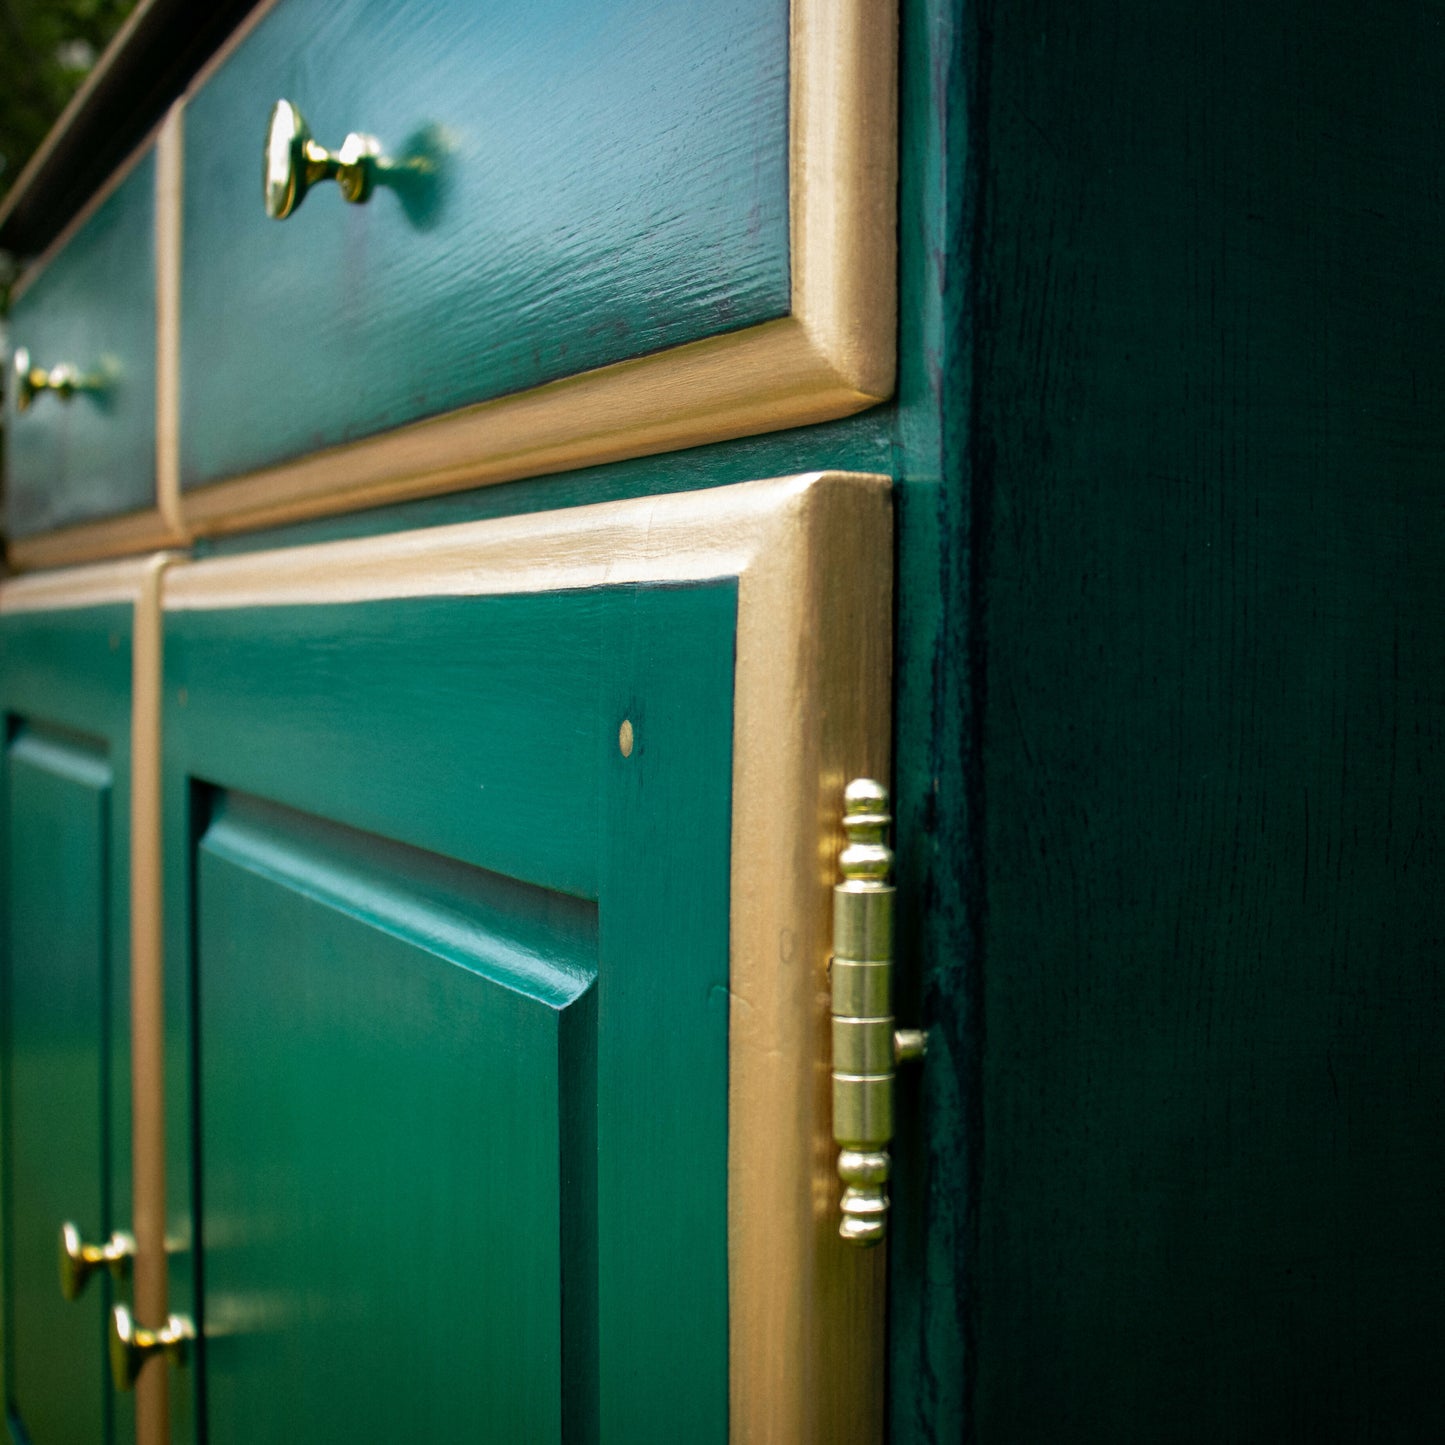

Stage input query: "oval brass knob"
[
  {"left": 58, "top": 1221, "right": 134, "bottom": 1302},
  {"left": 264, "top": 99, "right": 382, "bottom": 219},
  {"left": 109, "top": 1303, "right": 195, "bottom": 1392},
  {"left": 11, "top": 347, "right": 98, "bottom": 412}
]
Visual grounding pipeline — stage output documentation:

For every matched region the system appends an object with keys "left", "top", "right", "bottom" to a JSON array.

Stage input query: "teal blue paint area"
[
  {"left": 4, "top": 149, "right": 158, "bottom": 538},
  {"left": 179, "top": 0, "right": 790, "bottom": 488},
  {"left": 196, "top": 791, "right": 597, "bottom": 1444}
]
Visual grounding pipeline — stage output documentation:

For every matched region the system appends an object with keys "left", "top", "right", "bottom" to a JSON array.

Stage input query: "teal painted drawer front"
[
  {"left": 179, "top": 0, "right": 790, "bottom": 490},
  {"left": 5, "top": 151, "right": 158, "bottom": 539}
]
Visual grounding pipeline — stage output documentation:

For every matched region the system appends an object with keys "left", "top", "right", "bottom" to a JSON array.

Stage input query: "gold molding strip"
[
  {"left": 7, "top": 508, "right": 184, "bottom": 574},
  {"left": 164, "top": 471, "right": 893, "bottom": 1444},
  {"left": 153, "top": 106, "right": 187, "bottom": 541},
  {"left": 0, "top": 552, "right": 163, "bottom": 612},
  {"left": 129, "top": 554, "right": 179, "bottom": 1445},
  {"left": 170, "top": 0, "right": 897, "bottom": 538}
]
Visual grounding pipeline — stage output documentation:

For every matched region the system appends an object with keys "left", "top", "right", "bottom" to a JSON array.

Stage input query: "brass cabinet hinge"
[{"left": 831, "top": 779, "right": 927, "bottom": 1246}]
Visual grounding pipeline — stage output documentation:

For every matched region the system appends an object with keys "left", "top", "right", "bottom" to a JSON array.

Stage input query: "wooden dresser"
[{"left": 8, "top": 1, "right": 1444, "bottom": 1442}]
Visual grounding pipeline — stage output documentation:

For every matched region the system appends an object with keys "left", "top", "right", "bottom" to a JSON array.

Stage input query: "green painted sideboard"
[{"left": 4, "top": 0, "right": 1444, "bottom": 1441}]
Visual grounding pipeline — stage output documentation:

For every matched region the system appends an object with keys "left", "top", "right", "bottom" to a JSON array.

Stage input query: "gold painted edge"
[
  {"left": 167, "top": 470, "right": 819, "bottom": 608},
  {"left": 0, "top": 551, "right": 163, "bottom": 610},
  {"left": 791, "top": 0, "right": 899, "bottom": 398},
  {"left": 6, "top": 508, "right": 183, "bottom": 573},
  {"left": 154, "top": 106, "right": 187, "bottom": 540},
  {"left": 178, "top": 320, "right": 867, "bottom": 538},
  {"left": 0, "top": 0, "right": 164, "bottom": 242},
  {"left": 131, "top": 553, "right": 180, "bottom": 1445},
  {"left": 728, "top": 475, "right": 891, "bottom": 1444},
  {"left": 171, "top": 0, "right": 896, "bottom": 539},
  {"left": 162, "top": 472, "right": 891, "bottom": 1445}
]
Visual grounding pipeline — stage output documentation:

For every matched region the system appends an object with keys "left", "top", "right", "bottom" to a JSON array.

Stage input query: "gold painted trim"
[
  {"left": 172, "top": 0, "right": 897, "bottom": 537},
  {"left": 154, "top": 107, "right": 186, "bottom": 540},
  {"left": 0, "top": 552, "right": 162, "bottom": 611},
  {"left": 130, "top": 554, "right": 179, "bottom": 1445},
  {"left": 164, "top": 471, "right": 892, "bottom": 1444},
  {"left": 6, "top": 508, "right": 184, "bottom": 573}
]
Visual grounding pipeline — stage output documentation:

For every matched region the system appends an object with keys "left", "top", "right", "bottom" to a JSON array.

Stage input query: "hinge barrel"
[{"left": 831, "top": 779, "right": 925, "bottom": 1246}]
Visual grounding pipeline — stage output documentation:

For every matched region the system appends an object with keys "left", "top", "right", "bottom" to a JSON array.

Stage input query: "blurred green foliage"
[{"left": 0, "top": 0, "right": 139, "bottom": 192}]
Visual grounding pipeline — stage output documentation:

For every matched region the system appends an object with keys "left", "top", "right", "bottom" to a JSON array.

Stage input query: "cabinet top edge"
[
  {"left": 163, "top": 471, "right": 890, "bottom": 612},
  {"left": 0, "top": 0, "right": 257, "bottom": 257}
]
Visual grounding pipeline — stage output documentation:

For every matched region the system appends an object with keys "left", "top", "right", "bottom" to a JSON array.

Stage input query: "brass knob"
[
  {"left": 11, "top": 347, "right": 98, "bottom": 412},
  {"left": 264, "top": 99, "right": 382, "bottom": 219},
  {"left": 109, "top": 1303, "right": 194, "bottom": 1392},
  {"left": 58, "top": 1221, "right": 134, "bottom": 1302}
]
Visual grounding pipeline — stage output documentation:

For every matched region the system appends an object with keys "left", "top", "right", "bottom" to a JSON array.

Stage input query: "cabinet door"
[
  {"left": 0, "top": 597, "right": 138, "bottom": 1445},
  {"left": 162, "top": 473, "right": 891, "bottom": 1444}
]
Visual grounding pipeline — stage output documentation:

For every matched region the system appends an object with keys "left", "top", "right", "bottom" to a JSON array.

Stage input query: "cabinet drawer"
[
  {"left": 5, "top": 150, "right": 159, "bottom": 542},
  {"left": 178, "top": 0, "right": 895, "bottom": 533}
]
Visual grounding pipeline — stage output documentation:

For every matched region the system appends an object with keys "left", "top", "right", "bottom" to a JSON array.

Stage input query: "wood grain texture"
[
  {"left": 4, "top": 148, "right": 159, "bottom": 539},
  {"left": 963, "top": 1, "right": 1445, "bottom": 1439},
  {"left": 153, "top": 107, "right": 186, "bottom": 540},
  {"left": 128, "top": 554, "right": 178, "bottom": 1445},
  {"left": 179, "top": 0, "right": 790, "bottom": 485}
]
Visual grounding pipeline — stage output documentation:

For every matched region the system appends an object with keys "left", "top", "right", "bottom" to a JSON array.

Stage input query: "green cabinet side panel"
[
  {"left": 163, "top": 583, "right": 735, "bottom": 1444},
  {"left": 179, "top": 0, "right": 789, "bottom": 488},
  {"left": 4, "top": 151, "right": 158, "bottom": 538},
  {"left": 961, "top": 0, "right": 1445, "bottom": 1439},
  {"left": 3, "top": 733, "right": 112, "bottom": 1445},
  {"left": 196, "top": 793, "right": 597, "bottom": 1445}
]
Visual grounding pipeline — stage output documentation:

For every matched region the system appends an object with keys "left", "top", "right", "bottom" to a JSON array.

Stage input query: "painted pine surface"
[
  {"left": 4, "top": 152, "right": 158, "bottom": 539},
  {"left": 162, "top": 584, "right": 735, "bottom": 1444},
  {"left": 179, "top": 0, "right": 789, "bottom": 489},
  {"left": 956, "top": 0, "right": 1445, "bottom": 1439},
  {"left": 0, "top": 607, "right": 137, "bottom": 1445}
]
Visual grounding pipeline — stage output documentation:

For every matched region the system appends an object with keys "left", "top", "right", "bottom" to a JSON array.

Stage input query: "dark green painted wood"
[
  {"left": 162, "top": 583, "right": 734, "bottom": 1444},
  {"left": 951, "top": 1, "right": 1445, "bottom": 1440},
  {"left": 179, "top": 0, "right": 789, "bottom": 489},
  {"left": 3, "top": 732, "right": 112, "bottom": 1445},
  {"left": 0, "top": 607, "right": 136, "bottom": 1445},
  {"left": 196, "top": 792, "right": 596, "bottom": 1444},
  {"left": 4, "top": 151, "right": 158, "bottom": 539}
]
